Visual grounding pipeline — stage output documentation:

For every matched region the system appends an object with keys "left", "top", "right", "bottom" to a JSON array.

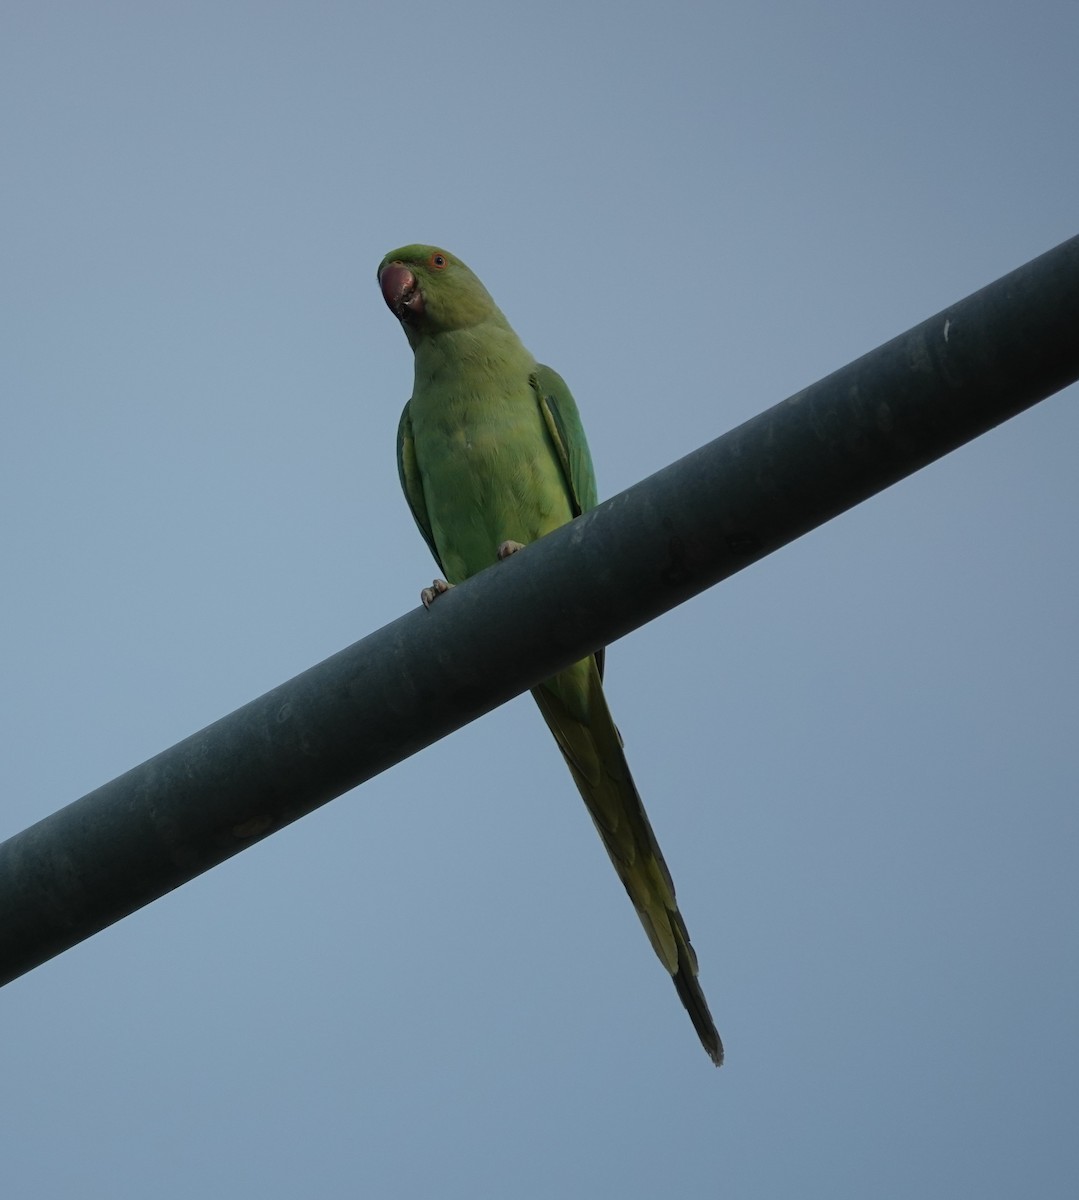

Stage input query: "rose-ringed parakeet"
[{"left": 378, "top": 244, "right": 722, "bottom": 1066}]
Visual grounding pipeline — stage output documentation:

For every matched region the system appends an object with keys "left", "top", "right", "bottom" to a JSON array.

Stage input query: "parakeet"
[{"left": 378, "top": 244, "right": 722, "bottom": 1066}]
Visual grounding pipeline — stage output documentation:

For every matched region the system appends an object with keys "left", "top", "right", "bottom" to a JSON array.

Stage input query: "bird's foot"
[
  {"left": 496, "top": 540, "right": 526, "bottom": 560},
  {"left": 421, "top": 579, "right": 453, "bottom": 608}
]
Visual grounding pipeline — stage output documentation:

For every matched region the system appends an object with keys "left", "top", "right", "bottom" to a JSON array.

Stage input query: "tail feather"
[
  {"left": 532, "top": 657, "right": 723, "bottom": 1066},
  {"left": 673, "top": 928, "right": 724, "bottom": 1067}
]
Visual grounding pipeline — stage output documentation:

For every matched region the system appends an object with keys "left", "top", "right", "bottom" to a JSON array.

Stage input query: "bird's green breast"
[{"left": 408, "top": 330, "right": 574, "bottom": 584}]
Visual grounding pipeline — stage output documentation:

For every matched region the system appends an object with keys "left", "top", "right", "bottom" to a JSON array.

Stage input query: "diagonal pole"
[{"left": 2, "top": 234, "right": 1077, "bottom": 987}]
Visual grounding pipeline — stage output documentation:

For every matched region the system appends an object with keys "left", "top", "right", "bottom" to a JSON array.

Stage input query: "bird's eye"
[{"left": 429, "top": 252, "right": 447, "bottom": 269}]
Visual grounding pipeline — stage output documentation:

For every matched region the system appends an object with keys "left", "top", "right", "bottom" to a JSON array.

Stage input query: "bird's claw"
[
  {"left": 421, "top": 579, "right": 453, "bottom": 608},
  {"left": 496, "top": 540, "right": 526, "bottom": 560}
]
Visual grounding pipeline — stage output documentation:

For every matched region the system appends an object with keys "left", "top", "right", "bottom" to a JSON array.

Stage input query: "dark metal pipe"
[{"left": 2, "top": 234, "right": 1077, "bottom": 986}]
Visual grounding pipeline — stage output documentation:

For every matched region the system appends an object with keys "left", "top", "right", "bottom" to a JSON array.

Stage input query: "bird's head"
[{"left": 377, "top": 245, "right": 500, "bottom": 341}]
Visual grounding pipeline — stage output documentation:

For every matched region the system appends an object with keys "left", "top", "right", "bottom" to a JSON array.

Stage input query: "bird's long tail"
[{"left": 531, "top": 657, "right": 723, "bottom": 1066}]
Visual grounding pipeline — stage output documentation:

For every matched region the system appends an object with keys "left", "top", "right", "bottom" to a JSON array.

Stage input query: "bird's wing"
[{"left": 396, "top": 400, "right": 446, "bottom": 575}]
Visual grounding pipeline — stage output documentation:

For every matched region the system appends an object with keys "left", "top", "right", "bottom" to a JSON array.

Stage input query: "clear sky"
[{"left": 2, "top": 2, "right": 1077, "bottom": 1197}]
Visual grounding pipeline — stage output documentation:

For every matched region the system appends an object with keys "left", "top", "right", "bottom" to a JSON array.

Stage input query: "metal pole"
[{"left": 2, "top": 234, "right": 1077, "bottom": 987}]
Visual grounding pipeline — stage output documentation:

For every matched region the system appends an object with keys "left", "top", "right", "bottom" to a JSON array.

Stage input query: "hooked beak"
[{"left": 379, "top": 262, "right": 425, "bottom": 322}]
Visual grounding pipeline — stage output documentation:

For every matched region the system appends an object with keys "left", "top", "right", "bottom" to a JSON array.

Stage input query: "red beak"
[{"left": 379, "top": 263, "right": 425, "bottom": 321}]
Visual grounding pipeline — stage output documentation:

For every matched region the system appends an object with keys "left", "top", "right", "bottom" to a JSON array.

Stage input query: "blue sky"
[{"left": 2, "top": 2, "right": 1077, "bottom": 1196}]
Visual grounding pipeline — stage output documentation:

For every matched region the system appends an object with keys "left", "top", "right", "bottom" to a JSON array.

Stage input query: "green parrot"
[{"left": 378, "top": 244, "right": 723, "bottom": 1066}]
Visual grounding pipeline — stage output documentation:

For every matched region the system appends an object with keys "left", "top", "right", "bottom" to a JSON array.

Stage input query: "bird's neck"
[{"left": 411, "top": 319, "right": 534, "bottom": 393}]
